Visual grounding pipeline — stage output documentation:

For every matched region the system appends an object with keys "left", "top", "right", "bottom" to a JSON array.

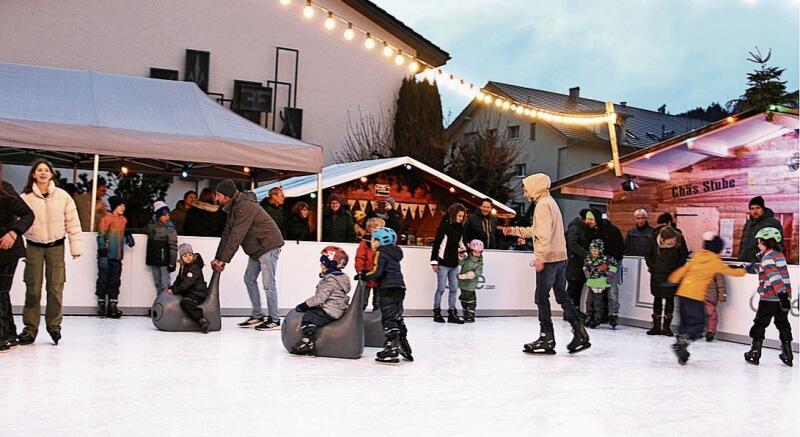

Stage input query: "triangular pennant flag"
[
  {"left": 371, "top": 201, "right": 379, "bottom": 211},
  {"left": 400, "top": 203, "right": 410, "bottom": 217},
  {"left": 409, "top": 204, "right": 419, "bottom": 219},
  {"left": 429, "top": 204, "right": 438, "bottom": 216},
  {"left": 358, "top": 200, "right": 368, "bottom": 211},
  {"left": 347, "top": 199, "right": 357, "bottom": 209}
]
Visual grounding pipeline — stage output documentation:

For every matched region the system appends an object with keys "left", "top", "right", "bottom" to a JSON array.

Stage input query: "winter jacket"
[
  {"left": 304, "top": 271, "right": 351, "bottom": 319},
  {"left": 565, "top": 217, "right": 592, "bottom": 281},
  {"left": 737, "top": 208, "right": 783, "bottom": 262},
  {"left": 374, "top": 209, "right": 406, "bottom": 235},
  {"left": 171, "top": 200, "right": 188, "bottom": 234},
  {"left": 745, "top": 249, "right": 792, "bottom": 302},
  {"left": 464, "top": 211, "right": 498, "bottom": 250},
  {"left": 645, "top": 226, "right": 689, "bottom": 298},
  {"left": 170, "top": 254, "right": 209, "bottom": 300},
  {"left": 624, "top": 223, "right": 655, "bottom": 257},
  {"left": 430, "top": 217, "right": 466, "bottom": 268},
  {"left": 74, "top": 191, "right": 107, "bottom": 232},
  {"left": 583, "top": 253, "right": 618, "bottom": 290},
  {"left": 216, "top": 191, "right": 284, "bottom": 263},
  {"left": 0, "top": 181, "right": 34, "bottom": 265},
  {"left": 705, "top": 273, "right": 727, "bottom": 304},
  {"left": 143, "top": 221, "right": 177, "bottom": 267},
  {"left": 322, "top": 208, "right": 355, "bottom": 243},
  {"left": 355, "top": 237, "right": 378, "bottom": 287},
  {"left": 669, "top": 250, "right": 745, "bottom": 302},
  {"left": 458, "top": 254, "right": 484, "bottom": 291},
  {"left": 96, "top": 213, "right": 128, "bottom": 260},
  {"left": 365, "top": 244, "right": 405, "bottom": 290},
  {"left": 507, "top": 174, "right": 567, "bottom": 263},
  {"left": 20, "top": 181, "right": 83, "bottom": 257},
  {"left": 182, "top": 200, "right": 227, "bottom": 237},
  {"left": 595, "top": 219, "right": 625, "bottom": 262},
  {"left": 260, "top": 199, "right": 287, "bottom": 238},
  {"left": 286, "top": 213, "right": 312, "bottom": 241}
]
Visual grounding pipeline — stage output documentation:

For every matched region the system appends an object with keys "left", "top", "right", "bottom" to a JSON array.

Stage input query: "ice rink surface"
[{"left": 1, "top": 316, "right": 797, "bottom": 437}]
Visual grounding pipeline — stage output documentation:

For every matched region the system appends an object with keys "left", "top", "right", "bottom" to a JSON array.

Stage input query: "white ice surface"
[{"left": 1, "top": 316, "right": 797, "bottom": 437}]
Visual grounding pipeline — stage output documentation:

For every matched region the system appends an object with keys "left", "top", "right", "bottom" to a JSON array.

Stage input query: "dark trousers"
[
  {"left": 652, "top": 297, "right": 675, "bottom": 317},
  {"left": 300, "top": 307, "right": 335, "bottom": 339},
  {"left": 749, "top": 300, "right": 793, "bottom": 342},
  {"left": 362, "top": 286, "right": 379, "bottom": 310},
  {"left": 536, "top": 260, "right": 579, "bottom": 332},
  {"left": 586, "top": 288, "right": 607, "bottom": 325},
  {"left": 460, "top": 289, "right": 477, "bottom": 313},
  {"left": 677, "top": 296, "right": 705, "bottom": 340},
  {"left": 96, "top": 259, "right": 122, "bottom": 299},
  {"left": 379, "top": 290, "right": 407, "bottom": 341},
  {"left": 179, "top": 293, "right": 208, "bottom": 322},
  {"left": 567, "top": 278, "right": 586, "bottom": 309},
  {"left": 0, "top": 261, "right": 19, "bottom": 341}
]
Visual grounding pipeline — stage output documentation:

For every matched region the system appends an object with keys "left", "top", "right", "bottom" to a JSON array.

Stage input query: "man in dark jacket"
[
  {"left": 566, "top": 209, "right": 596, "bottom": 309},
  {"left": 624, "top": 208, "right": 654, "bottom": 257},
  {"left": 211, "top": 179, "right": 285, "bottom": 331},
  {"left": 322, "top": 193, "right": 356, "bottom": 243},
  {"left": 738, "top": 196, "right": 783, "bottom": 262},
  {"left": 260, "top": 187, "right": 287, "bottom": 238},
  {"left": 464, "top": 198, "right": 498, "bottom": 250},
  {"left": 593, "top": 210, "right": 625, "bottom": 326}
]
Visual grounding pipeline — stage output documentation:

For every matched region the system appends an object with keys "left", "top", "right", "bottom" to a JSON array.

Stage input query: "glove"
[
  {"left": 168, "top": 265, "right": 176, "bottom": 273},
  {"left": 98, "top": 248, "right": 109, "bottom": 257},
  {"left": 125, "top": 233, "right": 135, "bottom": 247},
  {"left": 778, "top": 292, "right": 791, "bottom": 313},
  {"left": 295, "top": 302, "right": 309, "bottom": 312},
  {"left": 353, "top": 273, "right": 362, "bottom": 281},
  {"left": 98, "top": 257, "right": 109, "bottom": 270}
]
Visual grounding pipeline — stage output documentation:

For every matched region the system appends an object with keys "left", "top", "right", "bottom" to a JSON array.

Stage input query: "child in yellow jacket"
[{"left": 667, "top": 233, "right": 746, "bottom": 365}]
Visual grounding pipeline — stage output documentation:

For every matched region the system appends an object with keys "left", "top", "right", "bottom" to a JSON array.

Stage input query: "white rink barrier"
[{"left": 11, "top": 233, "right": 798, "bottom": 350}]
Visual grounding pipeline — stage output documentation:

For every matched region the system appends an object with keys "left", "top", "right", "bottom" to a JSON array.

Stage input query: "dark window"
[
  {"left": 530, "top": 123, "right": 537, "bottom": 141},
  {"left": 508, "top": 125, "right": 520, "bottom": 139},
  {"left": 514, "top": 163, "right": 527, "bottom": 177}
]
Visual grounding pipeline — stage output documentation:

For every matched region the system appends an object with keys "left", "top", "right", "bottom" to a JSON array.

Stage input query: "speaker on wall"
[
  {"left": 233, "top": 81, "right": 272, "bottom": 113},
  {"left": 184, "top": 49, "right": 210, "bottom": 92},
  {"left": 150, "top": 68, "right": 179, "bottom": 81},
  {"left": 281, "top": 107, "right": 303, "bottom": 140}
]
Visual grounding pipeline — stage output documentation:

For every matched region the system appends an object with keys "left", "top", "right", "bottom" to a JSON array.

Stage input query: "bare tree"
[{"left": 333, "top": 106, "right": 393, "bottom": 164}]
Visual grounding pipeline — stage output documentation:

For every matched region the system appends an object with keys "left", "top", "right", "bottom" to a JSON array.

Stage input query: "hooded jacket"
[
  {"left": 645, "top": 226, "right": 689, "bottom": 298},
  {"left": 458, "top": 254, "right": 484, "bottom": 291},
  {"left": 508, "top": 174, "right": 567, "bottom": 263},
  {"left": 216, "top": 191, "right": 284, "bottom": 263},
  {"left": 737, "top": 208, "right": 783, "bottom": 262},
  {"left": 170, "top": 253, "right": 209, "bottom": 299},
  {"left": 430, "top": 217, "right": 466, "bottom": 267},
  {"left": 624, "top": 223, "right": 655, "bottom": 257},
  {"left": 143, "top": 220, "right": 177, "bottom": 267},
  {"left": 0, "top": 181, "right": 34, "bottom": 264},
  {"left": 355, "top": 237, "right": 378, "bottom": 287},
  {"left": 464, "top": 210, "right": 498, "bottom": 250},
  {"left": 669, "top": 250, "right": 746, "bottom": 301},
  {"left": 20, "top": 180, "right": 83, "bottom": 257},
  {"left": 96, "top": 213, "right": 128, "bottom": 260},
  {"left": 182, "top": 200, "right": 227, "bottom": 237},
  {"left": 565, "top": 217, "right": 592, "bottom": 281},
  {"left": 365, "top": 244, "right": 405, "bottom": 291},
  {"left": 305, "top": 271, "right": 351, "bottom": 319}
]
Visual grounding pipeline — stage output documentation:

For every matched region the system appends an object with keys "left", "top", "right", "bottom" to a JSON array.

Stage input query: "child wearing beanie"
[
  {"left": 95, "top": 195, "right": 134, "bottom": 318},
  {"left": 144, "top": 200, "right": 177, "bottom": 295},
  {"left": 166, "top": 243, "right": 211, "bottom": 333},
  {"left": 667, "top": 232, "right": 746, "bottom": 365}
]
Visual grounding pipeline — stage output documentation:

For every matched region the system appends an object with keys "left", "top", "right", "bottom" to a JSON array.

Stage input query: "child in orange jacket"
[{"left": 355, "top": 217, "right": 384, "bottom": 310}]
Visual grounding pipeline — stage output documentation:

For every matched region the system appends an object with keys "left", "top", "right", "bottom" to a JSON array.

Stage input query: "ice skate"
[
  {"left": 107, "top": 299, "right": 123, "bottom": 319},
  {"left": 290, "top": 337, "right": 316, "bottom": 356},
  {"left": 198, "top": 317, "right": 210, "bottom": 334},
  {"left": 375, "top": 339, "right": 400, "bottom": 364},
  {"left": 705, "top": 332, "right": 715, "bottom": 342},
  {"left": 672, "top": 337, "right": 690, "bottom": 365},
  {"left": 567, "top": 320, "right": 591, "bottom": 354},
  {"left": 744, "top": 339, "right": 762, "bottom": 365},
  {"left": 779, "top": 341, "right": 793, "bottom": 367},
  {"left": 96, "top": 296, "right": 107, "bottom": 317},
  {"left": 608, "top": 314, "right": 618, "bottom": 330},
  {"left": 523, "top": 331, "right": 556, "bottom": 355},
  {"left": 47, "top": 328, "right": 61, "bottom": 346},
  {"left": 398, "top": 336, "right": 414, "bottom": 362}
]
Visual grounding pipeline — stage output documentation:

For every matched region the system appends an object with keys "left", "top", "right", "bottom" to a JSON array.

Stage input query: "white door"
[{"left": 675, "top": 207, "right": 720, "bottom": 254}]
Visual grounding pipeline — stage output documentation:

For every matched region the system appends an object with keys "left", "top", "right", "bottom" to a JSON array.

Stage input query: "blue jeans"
[
  {"left": 609, "top": 261, "right": 620, "bottom": 315},
  {"left": 244, "top": 247, "right": 281, "bottom": 319},
  {"left": 433, "top": 265, "right": 459, "bottom": 310},
  {"left": 151, "top": 266, "right": 170, "bottom": 295},
  {"left": 535, "top": 260, "right": 578, "bottom": 332}
]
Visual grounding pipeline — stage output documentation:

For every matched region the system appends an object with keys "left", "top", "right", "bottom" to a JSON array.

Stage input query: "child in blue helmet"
[{"left": 364, "top": 227, "right": 412, "bottom": 364}]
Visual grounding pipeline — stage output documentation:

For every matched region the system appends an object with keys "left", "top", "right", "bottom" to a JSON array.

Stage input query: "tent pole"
[
  {"left": 89, "top": 154, "right": 99, "bottom": 232},
  {"left": 72, "top": 162, "right": 77, "bottom": 184},
  {"left": 316, "top": 173, "right": 323, "bottom": 242}
]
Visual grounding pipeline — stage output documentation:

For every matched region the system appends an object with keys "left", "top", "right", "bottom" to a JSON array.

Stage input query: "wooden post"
[
  {"left": 89, "top": 154, "right": 99, "bottom": 232},
  {"left": 316, "top": 173, "right": 323, "bottom": 242},
  {"left": 606, "top": 101, "right": 622, "bottom": 177}
]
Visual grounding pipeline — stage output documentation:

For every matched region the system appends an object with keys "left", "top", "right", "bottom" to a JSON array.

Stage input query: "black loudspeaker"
[
  {"left": 184, "top": 49, "right": 210, "bottom": 92},
  {"left": 233, "top": 80, "right": 265, "bottom": 124},
  {"left": 150, "top": 68, "right": 179, "bottom": 81},
  {"left": 281, "top": 107, "right": 303, "bottom": 139}
]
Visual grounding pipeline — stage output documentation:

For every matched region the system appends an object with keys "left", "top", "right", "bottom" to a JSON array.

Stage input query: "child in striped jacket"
[{"left": 743, "top": 227, "right": 793, "bottom": 367}]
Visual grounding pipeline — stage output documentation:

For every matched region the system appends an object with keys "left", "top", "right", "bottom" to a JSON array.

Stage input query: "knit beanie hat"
[
  {"left": 153, "top": 200, "right": 170, "bottom": 219},
  {"left": 215, "top": 179, "right": 238, "bottom": 198},
  {"left": 178, "top": 243, "right": 194, "bottom": 259},
  {"left": 702, "top": 231, "right": 724, "bottom": 254},
  {"left": 748, "top": 196, "right": 765, "bottom": 209},
  {"left": 589, "top": 239, "right": 604, "bottom": 252},
  {"left": 108, "top": 195, "right": 125, "bottom": 212},
  {"left": 328, "top": 192, "right": 342, "bottom": 204}
]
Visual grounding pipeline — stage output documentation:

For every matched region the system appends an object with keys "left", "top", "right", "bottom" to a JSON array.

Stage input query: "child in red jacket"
[{"left": 355, "top": 217, "right": 385, "bottom": 310}]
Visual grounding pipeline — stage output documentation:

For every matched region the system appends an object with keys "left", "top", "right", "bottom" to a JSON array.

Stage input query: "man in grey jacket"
[{"left": 211, "top": 179, "right": 285, "bottom": 330}]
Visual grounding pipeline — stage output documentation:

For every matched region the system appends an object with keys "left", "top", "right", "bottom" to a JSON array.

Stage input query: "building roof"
[
  {"left": 343, "top": 0, "right": 450, "bottom": 67},
  {"left": 255, "top": 156, "right": 517, "bottom": 215}
]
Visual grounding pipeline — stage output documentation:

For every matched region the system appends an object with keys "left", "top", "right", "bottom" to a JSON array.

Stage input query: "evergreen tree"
[
  {"left": 392, "top": 77, "right": 446, "bottom": 171},
  {"left": 676, "top": 102, "right": 729, "bottom": 122},
  {"left": 731, "top": 48, "right": 790, "bottom": 112}
]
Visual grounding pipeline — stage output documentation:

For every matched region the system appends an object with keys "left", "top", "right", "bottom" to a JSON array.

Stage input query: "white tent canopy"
[
  {"left": 256, "top": 156, "right": 517, "bottom": 215},
  {"left": 0, "top": 62, "right": 322, "bottom": 177}
]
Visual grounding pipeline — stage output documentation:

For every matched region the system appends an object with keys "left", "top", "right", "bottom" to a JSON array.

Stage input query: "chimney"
[
  {"left": 619, "top": 101, "right": 627, "bottom": 107},
  {"left": 568, "top": 87, "right": 580, "bottom": 103},
  {"left": 657, "top": 104, "right": 666, "bottom": 114}
]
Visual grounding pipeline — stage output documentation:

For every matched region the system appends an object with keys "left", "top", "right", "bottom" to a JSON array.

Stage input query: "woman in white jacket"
[{"left": 18, "top": 159, "right": 82, "bottom": 346}]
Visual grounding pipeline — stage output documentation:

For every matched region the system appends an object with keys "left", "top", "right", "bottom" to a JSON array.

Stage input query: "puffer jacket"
[
  {"left": 430, "top": 217, "right": 466, "bottom": 268},
  {"left": 20, "top": 180, "right": 83, "bottom": 257},
  {"left": 508, "top": 174, "right": 567, "bottom": 263},
  {"left": 182, "top": 200, "right": 227, "bottom": 237},
  {"left": 170, "top": 254, "right": 209, "bottom": 300},
  {"left": 737, "top": 208, "right": 783, "bottom": 262},
  {"left": 322, "top": 208, "right": 356, "bottom": 243},
  {"left": 355, "top": 237, "right": 378, "bottom": 287},
  {"left": 464, "top": 211, "right": 498, "bottom": 249},
  {"left": 96, "top": 213, "right": 128, "bottom": 260},
  {"left": 565, "top": 217, "right": 592, "bottom": 281},
  {"left": 216, "top": 191, "right": 284, "bottom": 263},
  {"left": 304, "top": 271, "right": 351, "bottom": 319},
  {"left": 365, "top": 244, "right": 405, "bottom": 290},
  {"left": 0, "top": 181, "right": 34, "bottom": 264},
  {"left": 143, "top": 221, "right": 177, "bottom": 267},
  {"left": 170, "top": 200, "right": 188, "bottom": 234},
  {"left": 458, "top": 254, "right": 484, "bottom": 291},
  {"left": 669, "top": 250, "right": 745, "bottom": 301},
  {"left": 645, "top": 226, "right": 689, "bottom": 298}
]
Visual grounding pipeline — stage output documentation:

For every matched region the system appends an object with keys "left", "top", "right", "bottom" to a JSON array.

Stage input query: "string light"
[
  {"left": 324, "top": 12, "right": 335, "bottom": 30},
  {"left": 449, "top": 187, "right": 456, "bottom": 193},
  {"left": 394, "top": 51, "right": 405, "bottom": 65},
  {"left": 280, "top": 0, "right": 290, "bottom": 5},
  {"left": 382, "top": 42, "right": 393, "bottom": 57},
  {"left": 302, "top": 1, "right": 314, "bottom": 18},
  {"left": 360, "top": 176, "right": 368, "bottom": 183},
  {"left": 243, "top": 166, "right": 251, "bottom": 174},
  {"left": 344, "top": 23, "right": 354, "bottom": 40},
  {"left": 364, "top": 32, "right": 375, "bottom": 49},
  {"left": 408, "top": 60, "right": 420, "bottom": 73},
  {"left": 120, "top": 165, "right": 129, "bottom": 175}
]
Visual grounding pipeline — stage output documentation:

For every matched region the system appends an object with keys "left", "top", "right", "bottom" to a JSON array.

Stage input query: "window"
[
  {"left": 514, "top": 163, "right": 527, "bottom": 177},
  {"left": 530, "top": 123, "right": 536, "bottom": 141},
  {"left": 625, "top": 129, "right": 638, "bottom": 140},
  {"left": 508, "top": 125, "right": 520, "bottom": 139}
]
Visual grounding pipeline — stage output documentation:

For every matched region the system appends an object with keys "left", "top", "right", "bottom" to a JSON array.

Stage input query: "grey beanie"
[
  {"left": 215, "top": 179, "right": 238, "bottom": 198},
  {"left": 178, "top": 243, "right": 194, "bottom": 259}
]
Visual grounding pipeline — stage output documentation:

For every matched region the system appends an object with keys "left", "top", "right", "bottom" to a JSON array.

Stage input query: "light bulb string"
[{"left": 288, "top": 0, "right": 613, "bottom": 125}]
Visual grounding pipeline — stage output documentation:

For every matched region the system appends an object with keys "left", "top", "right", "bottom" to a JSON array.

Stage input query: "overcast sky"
[{"left": 375, "top": 0, "right": 799, "bottom": 122}]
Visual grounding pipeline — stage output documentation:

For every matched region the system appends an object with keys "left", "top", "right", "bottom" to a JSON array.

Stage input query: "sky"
[{"left": 374, "top": 0, "right": 800, "bottom": 122}]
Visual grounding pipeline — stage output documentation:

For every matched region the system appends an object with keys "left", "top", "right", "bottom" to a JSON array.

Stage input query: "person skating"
[
  {"left": 458, "top": 240, "right": 485, "bottom": 323},
  {"left": 95, "top": 196, "right": 134, "bottom": 318},
  {"left": 644, "top": 225, "right": 688, "bottom": 336},
  {"left": 165, "top": 244, "right": 211, "bottom": 333},
  {"left": 364, "top": 227, "right": 413, "bottom": 364},
  {"left": 582, "top": 239, "right": 618, "bottom": 329},
  {"left": 742, "top": 227, "right": 793, "bottom": 366},
  {"left": 290, "top": 246, "right": 351, "bottom": 355},
  {"left": 502, "top": 173, "right": 590, "bottom": 355}
]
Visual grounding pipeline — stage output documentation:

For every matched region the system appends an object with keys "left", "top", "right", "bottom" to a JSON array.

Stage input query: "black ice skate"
[
  {"left": 375, "top": 339, "right": 400, "bottom": 364},
  {"left": 567, "top": 320, "right": 591, "bottom": 354},
  {"left": 198, "top": 317, "right": 210, "bottom": 334},
  {"left": 290, "top": 337, "right": 316, "bottom": 356},
  {"left": 523, "top": 331, "right": 556, "bottom": 355},
  {"left": 107, "top": 299, "right": 123, "bottom": 319},
  {"left": 398, "top": 336, "right": 414, "bottom": 362},
  {"left": 744, "top": 339, "right": 762, "bottom": 365},
  {"left": 96, "top": 296, "right": 107, "bottom": 317},
  {"left": 47, "top": 328, "right": 61, "bottom": 346},
  {"left": 608, "top": 314, "right": 618, "bottom": 330},
  {"left": 779, "top": 341, "right": 793, "bottom": 367},
  {"left": 672, "top": 337, "right": 690, "bottom": 365}
]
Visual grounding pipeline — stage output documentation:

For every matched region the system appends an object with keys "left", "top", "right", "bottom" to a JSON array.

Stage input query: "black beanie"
[
  {"left": 215, "top": 179, "right": 238, "bottom": 198},
  {"left": 748, "top": 196, "right": 765, "bottom": 209},
  {"left": 108, "top": 195, "right": 125, "bottom": 212},
  {"left": 703, "top": 235, "right": 724, "bottom": 254}
]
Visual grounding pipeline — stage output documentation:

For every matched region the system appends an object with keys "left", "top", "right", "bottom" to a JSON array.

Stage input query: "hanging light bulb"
[
  {"left": 120, "top": 165, "right": 129, "bottom": 175},
  {"left": 243, "top": 166, "right": 251, "bottom": 174},
  {"left": 394, "top": 51, "right": 405, "bottom": 65},
  {"left": 344, "top": 22, "right": 354, "bottom": 40},
  {"left": 408, "top": 59, "right": 420, "bottom": 73},
  {"left": 483, "top": 95, "right": 493, "bottom": 104},
  {"left": 509, "top": 104, "right": 517, "bottom": 111},
  {"left": 360, "top": 176, "right": 368, "bottom": 183},
  {"left": 280, "top": 0, "right": 291, "bottom": 6},
  {"left": 382, "top": 42, "right": 393, "bottom": 57},
  {"left": 477, "top": 91, "right": 485, "bottom": 100},
  {"left": 523, "top": 108, "right": 531, "bottom": 116},
  {"left": 364, "top": 32, "right": 375, "bottom": 49},
  {"left": 324, "top": 12, "right": 335, "bottom": 30},
  {"left": 502, "top": 101, "right": 511, "bottom": 111},
  {"left": 423, "top": 68, "right": 435, "bottom": 83},
  {"left": 449, "top": 187, "right": 456, "bottom": 193},
  {"left": 494, "top": 99, "right": 503, "bottom": 108},
  {"left": 515, "top": 106, "right": 524, "bottom": 115},
  {"left": 302, "top": 1, "right": 314, "bottom": 18}
]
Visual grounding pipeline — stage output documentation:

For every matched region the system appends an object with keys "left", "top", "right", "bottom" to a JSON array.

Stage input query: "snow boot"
[
  {"left": 96, "top": 296, "right": 107, "bottom": 317},
  {"left": 608, "top": 314, "right": 618, "bottom": 330},
  {"left": 523, "top": 331, "right": 556, "bottom": 355},
  {"left": 779, "top": 340, "right": 793, "bottom": 367},
  {"left": 198, "top": 317, "right": 210, "bottom": 334},
  {"left": 744, "top": 339, "right": 762, "bottom": 365},
  {"left": 290, "top": 337, "right": 316, "bottom": 356},
  {"left": 672, "top": 336, "right": 690, "bottom": 365},
  {"left": 432, "top": 309, "right": 445, "bottom": 323},
  {"left": 375, "top": 339, "right": 400, "bottom": 364},
  {"left": 398, "top": 336, "right": 414, "bottom": 362},
  {"left": 107, "top": 299, "right": 123, "bottom": 319},
  {"left": 646, "top": 315, "right": 662, "bottom": 335},
  {"left": 662, "top": 315, "right": 674, "bottom": 336},
  {"left": 567, "top": 320, "right": 591, "bottom": 354},
  {"left": 447, "top": 309, "right": 464, "bottom": 324}
]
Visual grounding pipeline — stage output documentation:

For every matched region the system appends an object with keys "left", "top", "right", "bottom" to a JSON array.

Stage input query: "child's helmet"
[
  {"left": 320, "top": 246, "right": 349, "bottom": 270},
  {"left": 353, "top": 210, "right": 366, "bottom": 222},
  {"left": 468, "top": 239, "right": 484, "bottom": 253},
  {"left": 372, "top": 227, "right": 397, "bottom": 246},
  {"left": 755, "top": 227, "right": 782, "bottom": 243},
  {"left": 590, "top": 239, "right": 604, "bottom": 251}
]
